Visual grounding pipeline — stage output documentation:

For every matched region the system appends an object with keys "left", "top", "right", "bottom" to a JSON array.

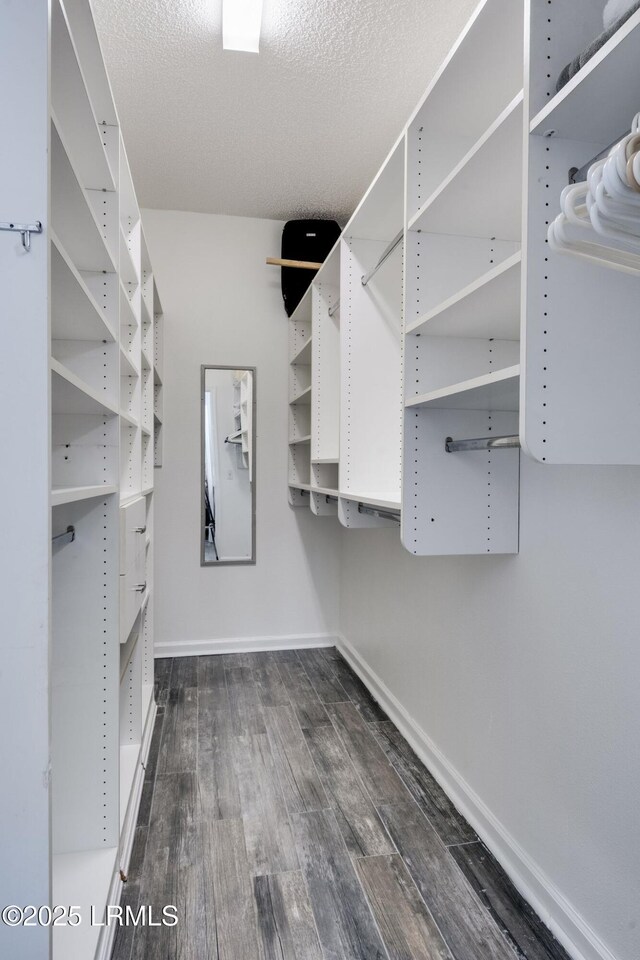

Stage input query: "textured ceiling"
[{"left": 92, "top": 0, "right": 478, "bottom": 222}]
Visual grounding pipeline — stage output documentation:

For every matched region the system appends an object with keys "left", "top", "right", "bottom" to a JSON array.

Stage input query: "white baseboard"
[
  {"left": 336, "top": 633, "right": 615, "bottom": 960},
  {"left": 95, "top": 695, "right": 157, "bottom": 960},
  {"left": 154, "top": 632, "right": 338, "bottom": 659}
]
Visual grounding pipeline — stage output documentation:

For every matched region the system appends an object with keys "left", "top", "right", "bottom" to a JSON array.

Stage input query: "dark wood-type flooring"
[{"left": 112, "top": 648, "right": 571, "bottom": 960}]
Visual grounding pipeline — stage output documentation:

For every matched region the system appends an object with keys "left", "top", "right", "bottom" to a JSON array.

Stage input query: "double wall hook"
[{"left": 0, "top": 220, "right": 43, "bottom": 252}]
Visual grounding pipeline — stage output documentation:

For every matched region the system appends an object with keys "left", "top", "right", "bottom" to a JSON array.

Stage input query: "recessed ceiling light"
[{"left": 223, "top": 0, "right": 264, "bottom": 53}]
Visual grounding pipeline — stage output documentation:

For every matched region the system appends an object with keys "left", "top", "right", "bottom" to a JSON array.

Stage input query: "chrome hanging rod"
[
  {"left": 361, "top": 230, "right": 403, "bottom": 287},
  {"left": 445, "top": 435, "right": 520, "bottom": 453},
  {"left": 328, "top": 299, "right": 340, "bottom": 318},
  {"left": 325, "top": 495, "right": 338, "bottom": 503},
  {"left": 568, "top": 129, "right": 629, "bottom": 184},
  {"left": 358, "top": 503, "right": 401, "bottom": 524},
  {"left": 0, "top": 220, "right": 42, "bottom": 252},
  {"left": 52, "top": 525, "right": 75, "bottom": 547}
]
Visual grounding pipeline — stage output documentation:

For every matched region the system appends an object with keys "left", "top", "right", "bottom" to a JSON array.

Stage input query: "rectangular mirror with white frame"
[{"left": 201, "top": 365, "right": 256, "bottom": 565}]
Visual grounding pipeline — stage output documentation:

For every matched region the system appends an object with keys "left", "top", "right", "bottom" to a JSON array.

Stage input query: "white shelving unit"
[
  {"left": 522, "top": 0, "right": 640, "bottom": 464},
  {"left": 0, "top": 3, "right": 165, "bottom": 959},
  {"left": 285, "top": 0, "right": 527, "bottom": 551}
]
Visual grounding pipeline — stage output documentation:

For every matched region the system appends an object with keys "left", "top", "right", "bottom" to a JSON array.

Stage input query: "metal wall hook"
[{"left": 0, "top": 220, "right": 43, "bottom": 252}]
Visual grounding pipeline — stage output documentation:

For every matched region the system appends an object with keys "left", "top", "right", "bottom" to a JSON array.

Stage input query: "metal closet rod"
[
  {"left": 445, "top": 435, "right": 520, "bottom": 453},
  {"left": 358, "top": 503, "right": 401, "bottom": 524},
  {"left": 326, "top": 230, "right": 404, "bottom": 316},
  {"left": 361, "top": 230, "right": 403, "bottom": 287},
  {"left": 569, "top": 128, "right": 629, "bottom": 184},
  {"left": 52, "top": 525, "right": 75, "bottom": 546}
]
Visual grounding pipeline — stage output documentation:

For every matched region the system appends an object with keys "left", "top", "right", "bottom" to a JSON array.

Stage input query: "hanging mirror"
[{"left": 201, "top": 365, "right": 256, "bottom": 565}]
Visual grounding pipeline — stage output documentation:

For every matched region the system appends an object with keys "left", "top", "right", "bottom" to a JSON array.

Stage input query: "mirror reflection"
[{"left": 202, "top": 366, "right": 256, "bottom": 565}]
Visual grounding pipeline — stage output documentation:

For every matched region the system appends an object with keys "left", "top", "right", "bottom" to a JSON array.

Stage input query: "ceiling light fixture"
[{"left": 222, "top": 0, "right": 264, "bottom": 53}]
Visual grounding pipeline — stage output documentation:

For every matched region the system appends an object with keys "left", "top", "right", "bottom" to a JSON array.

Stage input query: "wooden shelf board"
[
  {"left": 119, "top": 282, "right": 139, "bottom": 330},
  {"left": 51, "top": 484, "right": 118, "bottom": 507},
  {"left": 530, "top": 11, "right": 640, "bottom": 143},
  {"left": 141, "top": 294, "right": 153, "bottom": 327},
  {"left": 51, "top": 118, "right": 117, "bottom": 274},
  {"left": 51, "top": 0, "right": 115, "bottom": 193},
  {"left": 289, "top": 435, "right": 311, "bottom": 444},
  {"left": 288, "top": 286, "right": 313, "bottom": 325},
  {"left": 120, "top": 410, "right": 139, "bottom": 429},
  {"left": 119, "top": 225, "right": 139, "bottom": 287},
  {"left": 289, "top": 483, "right": 312, "bottom": 492},
  {"left": 52, "top": 846, "right": 118, "bottom": 960},
  {"left": 51, "top": 358, "right": 118, "bottom": 417},
  {"left": 154, "top": 366, "right": 163, "bottom": 386},
  {"left": 406, "top": 364, "right": 520, "bottom": 411},
  {"left": 51, "top": 231, "right": 116, "bottom": 343},
  {"left": 340, "top": 492, "right": 401, "bottom": 511},
  {"left": 291, "top": 338, "right": 312, "bottom": 365},
  {"left": 120, "top": 345, "right": 140, "bottom": 380},
  {"left": 407, "top": 252, "right": 522, "bottom": 339},
  {"left": 141, "top": 425, "right": 152, "bottom": 437},
  {"left": 141, "top": 349, "right": 152, "bottom": 371},
  {"left": 289, "top": 386, "right": 312, "bottom": 406},
  {"left": 141, "top": 485, "right": 153, "bottom": 496},
  {"left": 312, "top": 458, "right": 339, "bottom": 464},
  {"left": 311, "top": 486, "right": 339, "bottom": 497},
  {"left": 344, "top": 135, "right": 405, "bottom": 242},
  {"left": 409, "top": 92, "right": 523, "bottom": 240}
]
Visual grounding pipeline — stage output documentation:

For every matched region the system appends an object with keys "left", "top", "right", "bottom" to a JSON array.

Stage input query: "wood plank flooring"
[{"left": 113, "top": 648, "right": 571, "bottom": 960}]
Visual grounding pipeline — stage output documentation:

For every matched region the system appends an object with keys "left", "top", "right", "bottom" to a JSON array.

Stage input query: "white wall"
[
  {"left": 143, "top": 209, "right": 340, "bottom": 655},
  {"left": 340, "top": 458, "right": 640, "bottom": 960}
]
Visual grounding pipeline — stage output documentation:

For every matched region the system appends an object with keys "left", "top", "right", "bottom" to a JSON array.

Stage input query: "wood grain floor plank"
[
  {"left": 371, "top": 722, "right": 477, "bottom": 846},
  {"left": 234, "top": 733, "right": 299, "bottom": 876},
  {"left": 198, "top": 737, "right": 241, "bottom": 821},
  {"left": 254, "top": 871, "right": 324, "bottom": 960},
  {"left": 221, "top": 652, "right": 255, "bottom": 669},
  {"left": 202, "top": 818, "right": 262, "bottom": 960},
  {"left": 320, "top": 649, "right": 389, "bottom": 722},
  {"left": 270, "top": 649, "right": 303, "bottom": 662},
  {"left": 297, "top": 648, "right": 351, "bottom": 703},
  {"left": 357, "top": 854, "right": 454, "bottom": 960},
  {"left": 276, "top": 658, "right": 332, "bottom": 730},
  {"left": 197, "top": 653, "right": 226, "bottom": 689},
  {"left": 226, "top": 665, "right": 266, "bottom": 736},
  {"left": 450, "top": 842, "right": 572, "bottom": 960},
  {"left": 132, "top": 773, "right": 208, "bottom": 960},
  {"left": 154, "top": 657, "right": 173, "bottom": 705},
  {"left": 291, "top": 809, "right": 389, "bottom": 960},
  {"left": 111, "top": 878, "right": 140, "bottom": 960},
  {"left": 304, "top": 723, "right": 395, "bottom": 857},
  {"left": 158, "top": 685, "right": 198, "bottom": 775},
  {"left": 170, "top": 656, "right": 198, "bottom": 690},
  {"left": 264, "top": 705, "right": 329, "bottom": 814},
  {"left": 326, "top": 702, "right": 408, "bottom": 804},
  {"left": 253, "top": 658, "right": 291, "bottom": 707},
  {"left": 379, "top": 802, "right": 516, "bottom": 960}
]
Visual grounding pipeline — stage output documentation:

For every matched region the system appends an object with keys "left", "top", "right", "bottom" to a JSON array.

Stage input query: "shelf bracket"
[{"left": 0, "top": 220, "right": 42, "bottom": 252}]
